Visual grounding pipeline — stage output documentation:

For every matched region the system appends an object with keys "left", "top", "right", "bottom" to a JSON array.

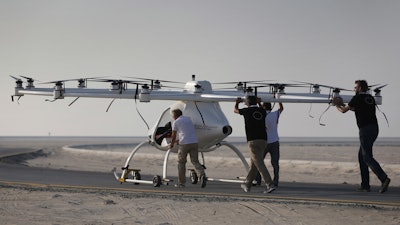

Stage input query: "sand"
[{"left": 1, "top": 137, "right": 399, "bottom": 225}]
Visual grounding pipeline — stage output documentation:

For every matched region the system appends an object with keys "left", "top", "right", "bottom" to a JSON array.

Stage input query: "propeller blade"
[
  {"left": 19, "top": 75, "right": 35, "bottom": 81},
  {"left": 10, "top": 75, "right": 21, "bottom": 81},
  {"left": 91, "top": 78, "right": 143, "bottom": 85},
  {"left": 375, "top": 84, "right": 388, "bottom": 90},
  {"left": 124, "top": 76, "right": 185, "bottom": 84},
  {"left": 293, "top": 80, "right": 351, "bottom": 92},
  {"left": 213, "top": 80, "right": 275, "bottom": 85},
  {"left": 373, "top": 84, "right": 388, "bottom": 93}
]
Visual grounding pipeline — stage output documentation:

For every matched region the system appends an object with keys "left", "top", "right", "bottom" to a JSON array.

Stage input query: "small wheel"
[
  {"left": 153, "top": 175, "right": 162, "bottom": 187},
  {"left": 132, "top": 171, "right": 141, "bottom": 185},
  {"left": 190, "top": 170, "right": 198, "bottom": 184}
]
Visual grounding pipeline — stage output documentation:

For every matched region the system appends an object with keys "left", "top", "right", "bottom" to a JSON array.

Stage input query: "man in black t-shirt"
[
  {"left": 336, "top": 80, "right": 390, "bottom": 193},
  {"left": 234, "top": 96, "right": 276, "bottom": 193}
]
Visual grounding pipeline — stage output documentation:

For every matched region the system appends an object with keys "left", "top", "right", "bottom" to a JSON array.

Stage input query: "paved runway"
[{"left": 0, "top": 162, "right": 399, "bottom": 207}]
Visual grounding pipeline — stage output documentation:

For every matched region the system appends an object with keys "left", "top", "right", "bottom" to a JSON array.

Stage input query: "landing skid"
[{"left": 113, "top": 140, "right": 249, "bottom": 187}]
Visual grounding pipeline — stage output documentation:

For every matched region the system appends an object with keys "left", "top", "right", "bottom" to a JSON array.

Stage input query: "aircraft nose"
[{"left": 223, "top": 125, "right": 232, "bottom": 135}]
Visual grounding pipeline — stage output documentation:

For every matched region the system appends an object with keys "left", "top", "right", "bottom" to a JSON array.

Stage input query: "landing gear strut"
[{"left": 113, "top": 140, "right": 249, "bottom": 187}]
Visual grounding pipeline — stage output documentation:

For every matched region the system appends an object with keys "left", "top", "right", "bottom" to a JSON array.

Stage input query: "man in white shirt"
[
  {"left": 169, "top": 109, "right": 206, "bottom": 188},
  {"left": 255, "top": 102, "right": 283, "bottom": 187}
]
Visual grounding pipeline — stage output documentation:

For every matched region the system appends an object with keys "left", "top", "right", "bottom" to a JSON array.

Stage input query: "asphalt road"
[{"left": 0, "top": 162, "right": 399, "bottom": 207}]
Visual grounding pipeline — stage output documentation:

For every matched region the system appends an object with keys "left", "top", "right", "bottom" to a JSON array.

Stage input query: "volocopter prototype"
[{"left": 10, "top": 75, "right": 386, "bottom": 187}]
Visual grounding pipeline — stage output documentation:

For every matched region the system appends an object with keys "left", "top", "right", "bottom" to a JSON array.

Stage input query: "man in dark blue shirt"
[{"left": 336, "top": 80, "right": 390, "bottom": 193}]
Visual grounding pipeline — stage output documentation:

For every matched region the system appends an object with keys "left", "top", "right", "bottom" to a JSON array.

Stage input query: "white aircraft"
[{"left": 10, "top": 75, "right": 386, "bottom": 187}]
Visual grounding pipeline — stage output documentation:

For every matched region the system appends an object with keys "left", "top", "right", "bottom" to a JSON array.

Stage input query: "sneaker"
[
  {"left": 263, "top": 185, "right": 276, "bottom": 194},
  {"left": 200, "top": 175, "right": 207, "bottom": 188},
  {"left": 254, "top": 175, "right": 262, "bottom": 186},
  {"left": 241, "top": 184, "right": 251, "bottom": 193},
  {"left": 174, "top": 183, "right": 185, "bottom": 188},
  {"left": 272, "top": 179, "right": 279, "bottom": 187},
  {"left": 357, "top": 187, "right": 371, "bottom": 192},
  {"left": 380, "top": 178, "right": 391, "bottom": 193}
]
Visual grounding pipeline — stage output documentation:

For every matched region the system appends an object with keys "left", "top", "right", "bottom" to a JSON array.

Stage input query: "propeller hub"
[
  {"left": 194, "top": 84, "right": 203, "bottom": 93},
  {"left": 312, "top": 85, "right": 321, "bottom": 94},
  {"left": 78, "top": 79, "right": 86, "bottom": 88},
  {"left": 15, "top": 80, "right": 23, "bottom": 87},
  {"left": 245, "top": 87, "right": 253, "bottom": 93},
  {"left": 235, "top": 82, "right": 244, "bottom": 91},
  {"left": 153, "top": 80, "right": 161, "bottom": 89},
  {"left": 142, "top": 84, "right": 150, "bottom": 89}
]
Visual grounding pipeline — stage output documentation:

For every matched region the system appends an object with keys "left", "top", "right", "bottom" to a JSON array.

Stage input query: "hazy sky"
[{"left": 1, "top": 0, "right": 399, "bottom": 137}]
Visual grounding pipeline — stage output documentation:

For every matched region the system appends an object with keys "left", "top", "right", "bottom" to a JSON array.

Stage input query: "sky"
[{"left": 1, "top": 0, "right": 399, "bottom": 138}]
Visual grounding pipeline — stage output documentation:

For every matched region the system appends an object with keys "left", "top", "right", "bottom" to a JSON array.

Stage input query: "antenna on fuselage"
[{"left": 192, "top": 74, "right": 196, "bottom": 81}]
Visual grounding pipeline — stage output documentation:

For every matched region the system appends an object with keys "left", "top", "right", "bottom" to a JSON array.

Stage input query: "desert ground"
[{"left": 1, "top": 137, "right": 399, "bottom": 225}]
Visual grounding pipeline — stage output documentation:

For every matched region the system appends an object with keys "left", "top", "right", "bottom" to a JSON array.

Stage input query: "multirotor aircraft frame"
[{"left": 10, "top": 75, "right": 385, "bottom": 187}]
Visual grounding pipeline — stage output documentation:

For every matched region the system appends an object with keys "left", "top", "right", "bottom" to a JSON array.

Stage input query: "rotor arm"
[
  {"left": 17, "top": 88, "right": 54, "bottom": 97},
  {"left": 145, "top": 92, "right": 356, "bottom": 104},
  {"left": 15, "top": 87, "right": 360, "bottom": 104},
  {"left": 15, "top": 87, "right": 140, "bottom": 99}
]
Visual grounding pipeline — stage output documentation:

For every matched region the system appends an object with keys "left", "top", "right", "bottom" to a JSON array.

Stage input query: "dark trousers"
[
  {"left": 255, "top": 141, "right": 280, "bottom": 186},
  {"left": 267, "top": 141, "right": 280, "bottom": 185},
  {"left": 358, "top": 124, "right": 387, "bottom": 189}
]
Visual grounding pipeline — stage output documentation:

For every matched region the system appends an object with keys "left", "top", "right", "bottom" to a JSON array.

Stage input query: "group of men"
[
  {"left": 168, "top": 79, "right": 390, "bottom": 194},
  {"left": 234, "top": 96, "right": 282, "bottom": 193}
]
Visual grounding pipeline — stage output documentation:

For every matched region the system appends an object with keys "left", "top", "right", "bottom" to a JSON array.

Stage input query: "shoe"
[
  {"left": 241, "top": 184, "right": 251, "bottom": 193},
  {"left": 357, "top": 187, "right": 370, "bottom": 192},
  {"left": 380, "top": 178, "right": 391, "bottom": 193},
  {"left": 200, "top": 175, "right": 207, "bottom": 188},
  {"left": 174, "top": 183, "right": 185, "bottom": 188},
  {"left": 254, "top": 175, "right": 262, "bottom": 186},
  {"left": 263, "top": 185, "right": 276, "bottom": 194},
  {"left": 272, "top": 179, "right": 279, "bottom": 187}
]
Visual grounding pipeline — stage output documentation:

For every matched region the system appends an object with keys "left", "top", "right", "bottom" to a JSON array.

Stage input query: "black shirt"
[
  {"left": 348, "top": 93, "right": 378, "bottom": 128},
  {"left": 239, "top": 106, "right": 267, "bottom": 141}
]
